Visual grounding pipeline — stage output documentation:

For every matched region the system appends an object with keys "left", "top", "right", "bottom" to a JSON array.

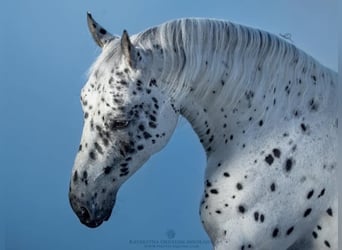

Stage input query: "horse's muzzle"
[{"left": 69, "top": 190, "right": 114, "bottom": 228}]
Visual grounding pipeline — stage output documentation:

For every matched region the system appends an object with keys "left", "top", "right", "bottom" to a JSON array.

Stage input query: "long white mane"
[{"left": 132, "top": 18, "right": 336, "bottom": 126}]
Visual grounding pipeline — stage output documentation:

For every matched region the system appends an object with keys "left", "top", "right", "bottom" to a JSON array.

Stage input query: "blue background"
[{"left": 1, "top": 1, "right": 337, "bottom": 250}]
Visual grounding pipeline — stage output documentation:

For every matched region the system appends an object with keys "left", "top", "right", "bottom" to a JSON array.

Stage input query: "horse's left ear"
[
  {"left": 87, "top": 12, "right": 118, "bottom": 48},
  {"left": 121, "top": 30, "right": 137, "bottom": 68}
]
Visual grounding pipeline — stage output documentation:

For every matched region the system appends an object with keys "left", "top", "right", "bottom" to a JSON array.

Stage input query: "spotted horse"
[{"left": 69, "top": 13, "right": 338, "bottom": 250}]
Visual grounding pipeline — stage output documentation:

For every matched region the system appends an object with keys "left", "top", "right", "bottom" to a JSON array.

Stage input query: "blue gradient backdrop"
[{"left": 1, "top": 1, "right": 337, "bottom": 250}]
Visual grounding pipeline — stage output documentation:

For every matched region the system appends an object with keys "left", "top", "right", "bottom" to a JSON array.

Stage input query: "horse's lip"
[
  {"left": 80, "top": 209, "right": 112, "bottom": 227},
  {"left": 81, "top": 218, "right": 104, "bottom": 228}
]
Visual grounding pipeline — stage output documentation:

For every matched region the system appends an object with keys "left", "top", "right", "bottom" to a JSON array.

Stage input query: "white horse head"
[{"left": 69, "top": 13, "right": 179, "bottom": 227}]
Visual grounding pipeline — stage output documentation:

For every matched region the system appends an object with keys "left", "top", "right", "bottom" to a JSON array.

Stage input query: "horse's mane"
[{"left": 134, "top": 18, "right": 336, "bottom": 117}]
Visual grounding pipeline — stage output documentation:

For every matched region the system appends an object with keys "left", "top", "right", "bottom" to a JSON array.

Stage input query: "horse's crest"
[{"left": 69, "top": 13, "right": 337, "bottom": 250}]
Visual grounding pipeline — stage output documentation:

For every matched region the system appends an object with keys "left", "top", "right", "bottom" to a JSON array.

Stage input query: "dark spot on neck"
[
  {"left": 272, "top": 228, "right": 279, "bottom": 238},
  {"left": 303, "top": 208, "right": 312, "bottom": 217},
  {"left": 326, "top": 208, "right": 333, "bottom": 216},
  {"left": 238, "top": 205, "right": 246, "bottom": 213},
  {"left": 258, "top": 120, "right": 263, "bottom": 127},
  {"left": 236, "top": 183, "right": 243, "bottom": 190},
  {"left": 210, "top": 189, "right": 218, "bottom": 194},
  {"left": 103, "top": 166, "right": 113, "bottom": 174},
  {"left": 307, "top": 189, "right": 314, "bottom": 199},
  {"left": 272, "top": 148, "right": 281, "bottom": 158},
  {"left": 286, "top": 226, "right": 294, "bottom": 236},
  {"left": 265, "top": 154, "right": 274, "bottom": 165},
  {"left": 285, "top": 158, "right": 293, "bottom": 172}
]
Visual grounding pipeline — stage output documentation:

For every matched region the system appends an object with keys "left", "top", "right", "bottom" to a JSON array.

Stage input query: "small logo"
[{"left": 166, "top": 229, "right": 176, "bottom": 239}]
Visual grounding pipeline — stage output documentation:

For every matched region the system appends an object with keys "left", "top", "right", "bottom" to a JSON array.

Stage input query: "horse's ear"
[
  {"left": 121, "top": 30, "right": 137, "bottom": 68},
  {"left": 87, "top": 12, "right": 118, "bottom": 48}
]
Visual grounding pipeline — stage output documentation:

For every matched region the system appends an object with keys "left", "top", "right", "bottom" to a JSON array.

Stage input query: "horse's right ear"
[{"left": 87, "top": 12, "right": 118, "bottom": 48}]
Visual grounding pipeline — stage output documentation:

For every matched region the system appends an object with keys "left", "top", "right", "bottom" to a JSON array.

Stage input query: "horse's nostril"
[{"left": 80, "top": 206, "right": 91, "bottom": 221}]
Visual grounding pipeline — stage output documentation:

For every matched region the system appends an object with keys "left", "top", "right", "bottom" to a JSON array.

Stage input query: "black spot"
[
  {"left": 300, "top": 123, "right": 307, "bottom": 132},
  {"left": 73, "top": 171, "right": 78, "bottom": 182},
  {"left": 324, "top": 240, "right": 331, "bottom": 248},
  {"left": 312, "top": 231, "right": 318, "bottom": 239},
  {"left": 84, "top": 112, "right": 89, "bottom": 119},
  {"left": 265, "top": 154, "right": 274, "bottom": 165},
  {"left": 103, "top": 166, "right": 113, "bottom": 174},
  {"left": 230, "top": 134, "right": 234, "bottom": 140},
  {"left": 99, "top": 28, "right": 107, "bottom": 35},
  {"left": 272, "top": 148, "right": 281, "bottom": 158},
  {"left": 318, "top": 188, "right": 325, "bottom": 198},
  {"left": 258, "top": 120, "right": 263, "bottom": 126},
  {"left": 82, "top": 171, "right": 88, "bottom": 179},
  {"left": 272, "top": 228, "right": 279, "bottom": 238},
  {"left": 138, "top": 124, "right": 145, "bottom": 131},
  {"left": 303, "top": 208, "right": 312, "bottom": 217},
  {"left": 209, "top": 135, "right": 215, "bottom": 143},
  {"left": 270, "top": 183, "right": 276, "bottom": 192},
  {"left": 78, "top": 144, "right": 83, "bottom": 152},
  {"left": 223, "top": 172, "right": 230, "bottom": 177},
  {"left": 238, "top": 205, "right": 246, "bottom": 213},
  {"left": 307, "top": 189, "right": 314, "bottom": 199},
  {"left": 236, "top": 183, "right": 243, "bottom": 190},
  {"left": 137, "top": 145, "right": 144, "bottom": 151},
  {"left": 326, "top": 208, "right": 333, "bottom": 217},
  {"left": 149, "top": 121, "right": 157, "bottom": 128},
  {"left": 285, "top": 158, "right": 293, "bottom": 172},
  {"left": 309, "top": 98, "right": 319, "bottom": 111},
  {"left": 149, "top": 115, "right": 156, "bottom": 122},
  {"left": 89, "top": 151, "right": 96, "bottom": 160},
  {"left": 102, "top": 138, "right": 109, "bottom": 146},
  {"left": 120, "top": 167, "right": 129, "bottom": 173},
  {"left": 215, "top": 210, "right": 221, "bottom": 214},
  {"left": 254, "top": 212, "right": 259, "bottom": 221},
  {"left": 260, "top": 214, "right": 265, "bottom": 222},
  {"left": 143, "top": 131, "right": 152, "bottom": 139},
  {"left": 286, "top": 226, "right": 294, "bottom": 236},
  {"left": 210, "top": 189, "right": 218, "bottom": 194},
  {"left": 94, "top": 142, "right": 103, "bottom": 154},
  {"left": 149, "top": 78, "right": 157, "bottom": 87}
]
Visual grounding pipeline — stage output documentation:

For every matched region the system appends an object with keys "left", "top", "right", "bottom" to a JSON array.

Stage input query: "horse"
[{"left": 69, "top": 13, "right": 338, "bottom": 250}]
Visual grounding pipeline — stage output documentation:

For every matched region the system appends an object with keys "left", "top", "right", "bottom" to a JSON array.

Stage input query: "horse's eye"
[{"left": 111, "top": 120, "right": 129, "bottom": 129}]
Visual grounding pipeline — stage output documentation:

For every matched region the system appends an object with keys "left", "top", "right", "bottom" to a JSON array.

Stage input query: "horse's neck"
[{"left": 142, "top": 19, "right": 337, "bottom": 162}]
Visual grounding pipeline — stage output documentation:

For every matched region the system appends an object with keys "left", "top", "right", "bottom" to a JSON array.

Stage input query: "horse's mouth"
[
  {"left": 81, "top": 218, "right": 104, "bottom": 228},
  {"left": 79, "top": 207, "right": 113, "bottom": 228}
]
